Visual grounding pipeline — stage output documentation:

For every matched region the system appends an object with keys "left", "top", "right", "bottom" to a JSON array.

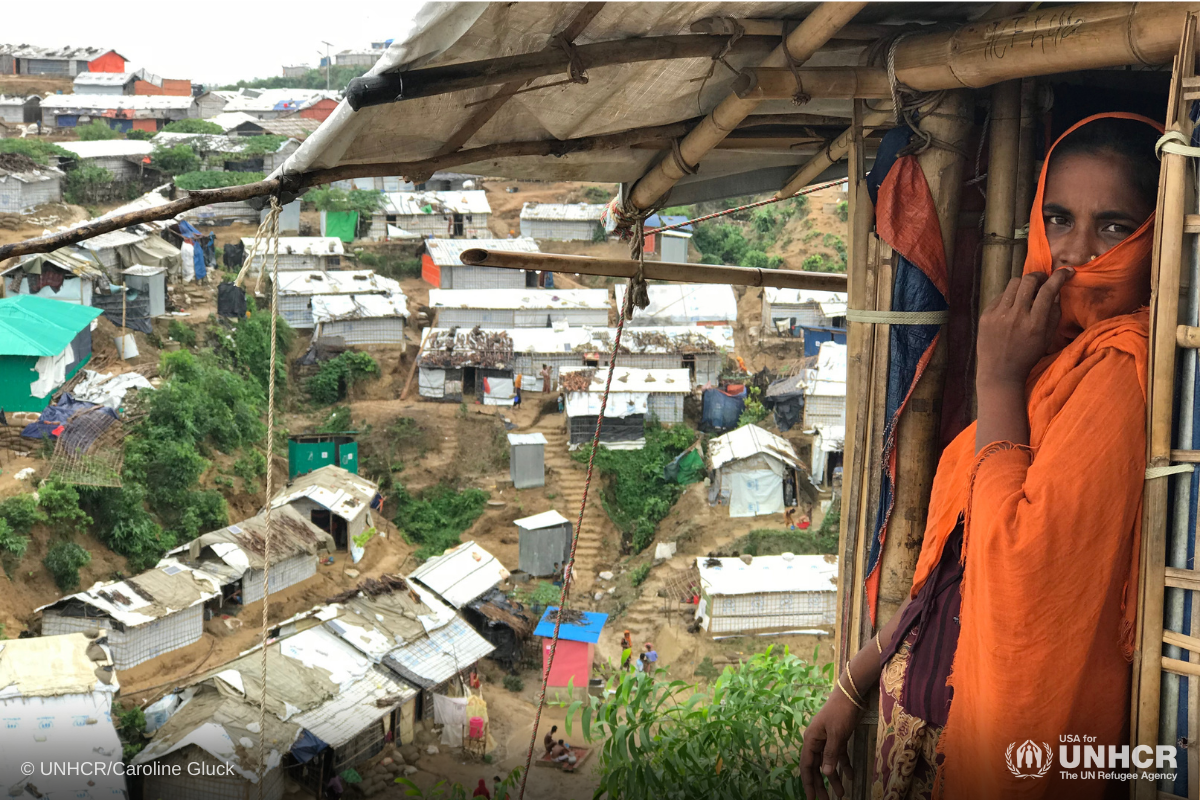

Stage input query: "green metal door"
[{"left": 338, "top": 441, "right": 359, "bottom": 474}]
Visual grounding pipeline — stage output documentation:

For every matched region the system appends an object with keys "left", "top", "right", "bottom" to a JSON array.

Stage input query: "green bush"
[
  {"left": 125, "top": 129, "right": 155, "bottom": 141},
  {"left": 0, "top": 519, "right": 30, "bottom": 560},
  {"left": 737, "top": 386, "right": 769, "bottom": 428},
  {"left": 174, "top": 170, "right": 264, "bottom": 190},
  {"left": 743, "top": 250, "right": 782, "bottom": 270},
  {"left": 572, "top": 423, "right": 693, "bottom": 553},
  {"left": 317, "top": 406, "right": 353, "bottom": 433},
  {"left": 0, "top": 494, "right": 45, "bottom": 535},
  {"left": 168, "top": 319, "right": 197, "bottom": 347},
  {"left": 163, "top": 119, "right": 224, "bottom": 135},
  {"left": 78, "top": 485, "right": 176, "bottom": 572},
  {"left": 150, "top": 144, "right": 201, "bottom": 176},
  {"left": 0, "top": 139, "right": 71, "bottom": 165},
  {"left": 692, "top": 223, "right": 749, "bottom": 266},
  {"left": 63, "top": 164, "right": 115, "bottom": 205},
  {"left": 513, "top": 580, "right": 562, "bottom": 607},
  {"left": 355, "top": 250, "right": 422, "bottom": 280},
  {"left": 629, "top": 563, "right": 651, "bottom": 587},
  {"left": 116, "top": 705, "right": 148, "bottom": 759},
  {"left": 233, "top": 451, "right": 266, "bottom": 485},
  {"left": 76, "top": 120, "right": 120, "bottom": 141},
  {"left": 591, "top": 224, "right": 607, "bottom": 243},
  {"left": 836, "top": 200, "right": 849, "bottom": 222},
  {"left": 232, "top": 309, "right": 294, "bottom": 400},
  {"left": 503, "top": 674, "right": 524, "bottom": 693},
  {"left": 582, "top": 186, "right": 612, "bottom": 204},
  {"left": 393, "top": 483, "right": 489, "bottom": 560},
  {"left": 44, "top": 541, "right": 91, "bottom": 592},
  {"left": 307, "top": 351, "right": 380, "bottom": 405},
  {"left": 801, "top": 253, "right": 831, "bottom": 272},
  {"left": 38, "top": 481, "right": 92, "bottom": 535}
]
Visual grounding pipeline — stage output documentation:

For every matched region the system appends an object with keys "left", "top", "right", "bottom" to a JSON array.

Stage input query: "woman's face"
[{"left": 1042, "top": 150, "right": 1154, "bottom": 269}]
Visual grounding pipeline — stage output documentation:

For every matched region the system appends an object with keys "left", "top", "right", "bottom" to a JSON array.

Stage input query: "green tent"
[
  {"left": 0, "top": 295, "right": 103, "bottom": 412},
  {"left": 323, "top": 211, "right": 358, "bottom": 243},
  {"left": 664, "top": 447, "right": 705, "bottom": 485}
]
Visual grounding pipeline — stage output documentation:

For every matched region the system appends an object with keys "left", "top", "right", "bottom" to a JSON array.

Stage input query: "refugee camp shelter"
[
  {"left": 274, "top": 270, "right": 404, "bottom": 330},
  {"left": 0, "top": 44, "right": 118, "bottom": 76},
  {"left": 38, "top": 560, "right": 222, "bottom": 670},
  {"left": 0, "top": 296, "right": 102, "bottom": 413},
  {"left": 0, "top": 160, "right": 62, "bottom": 212},
  {"left": 3, "top": 247, "right": 106, "bottom": 306},
  {"left": 695, "top": 554, "right": 838, "bottom": 635},
  {"left": 163, "top": 505, "right": 334, "bottom": 607},
  {"left": 519, "top": 202, "right": 605, "bottom": 240},
  {"left": 615, "top": 283, "right": 737, "bottom": 326},
  {"left": 708, "top": 424, "right": 808, "bottom": 518},
  {"left": 57, "top": 138, "right": 153, "bottom": 181},
  {"left": 77, "top": 227, "right": 182, "bottom": 282},
  {"left": 507, "top": 432, "right": 547, "bottom": 489},
  {"left": 239, "top": 236, "right": 344, "bottom": 273},
  {"left": 370, "top": 190, "right": 491, "bottom": 239},
  {"left": 761, "top": 289, "right": 848, "bottom": 335},
  {"left": 416, "top": 326, "right": 516, "bottom": 404},
  {"left": 804, "top": 341, "right": 847, "bottom": 431},
  {"left": 220, "top": 88, "right": 341, "bottom": 120},
  {"left": 312, "top": 293, "right": 409, "bottom": 345},
  {"left": 514, "top": 510, "right": 573, "bottom": 577},
  {"left": 429, "top": 288, "right": 610, "bottom": 328},
  {"left": 410, "top": 540, "right": 510, "bottom": 610},
  {"left": 561, "top": 366, "right": 691, "bottom": 448},
  {"left": 0, "top": 94, "right": 40, "bottom": 124},
  {"left": 421, "top": 237, "right": 539, "bottom": 289},
  {"left": 270, "top": 465, "right": 378, "bottom": 562},
  {"left": 0, "top": 633, "right": 127, "bottom": 800},
  {"left": 40, "top": 95, "right": 195, "bottom": 133},
  {"left": 535, "top": 607, "right": 608, "bottom": 689},
  {"left": 461, "top": 588, "right": 536, "bottom": 671},
  {"left": 122, "top": 265, "right": 167, "bottom": 317},
  {"left": 288, "top": 432, "right": 358, "bottom": 479}
]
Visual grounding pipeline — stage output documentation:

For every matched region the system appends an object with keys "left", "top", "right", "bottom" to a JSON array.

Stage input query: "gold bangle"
[
  {"left": 844, "top": 660, "right": 865, "bottom": 704},
  {"left": 876, "top": 634, "right": 883, "bottom": 655},
  {"left": 836, "top": 676, "right": 866, "bottom": 711}
]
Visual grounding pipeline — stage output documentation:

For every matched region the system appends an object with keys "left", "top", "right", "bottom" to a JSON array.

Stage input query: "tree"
[
  {"left": 150, "top": 144, "right": 201, "bottom": 176},
  {"left": 125, "top": 129, "right": 155, "bottom": 141},
  {"left": 162, "top": 119, "right": 224, "bottom": 135},
  {"left": 566, "top": 647, "right": 832, "bottom": 799},
  {"left": 76, "top": 120, "right": 119, "bottom": 141},
  {"left": 63, "top": 164, "right": 115, "bottom": 205}
]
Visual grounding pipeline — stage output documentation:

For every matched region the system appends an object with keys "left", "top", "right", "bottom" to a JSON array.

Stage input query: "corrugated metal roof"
[
  {"left": 222, "top": 89, "right": 340, "bottom": 113},
  {"left": 384, "top": 617, "right": 495, "bottom": 688},
  {"left": 250, "top": 118, "right": 323, "bottom": 138},
  {"left": 708, "top": 424, "right": 802, "bottom": 471},
  {"left": 384, "top": 190, "right": 490, "bottom": 216},
  {"left": 167, "top": 505, "right": 334, "bottom": 574},
  {"left": 0, "top": 44, "right": 112, "bottom": 60},
  {"left": 270, "top": 465, "right": 378, "bottom": 522},
  {"left": 532, "top": 607, "right": 608, "bottom": 643},
  {"left": 614, "top": 283, "right": 737, "bottom": 325},
  {"left": 151, "top": 131, "right": 244, "bottom": 153},
  {"left": 37, "top": 562, "right": 221, "bottom": 627},
  {"left": 805, "top": 341, "right": 846, "bottom": 398},
  {"left": 41, "top": 94, "right": 194, "bottom": 111},
  {"left": 409, "top": 540, "right": 509, "bottom": 609},
  {"left": 514, "top": 510, "right": 571, "bottom": 530},
  {"left": 0, "top": 295, "right": 102, "bottom": 357},
  {"left": 276, "top": 270, "right": 400, "bottom": 297},
  {"left": 519, "top": 202, "right": 605, "bottom": 222},
  {"left": 419, "top": 324, "right": 733, "bottom": 357},
  {"left": 240, "top": 236, "right": 344, "bottom": 256},
  {"left": 311, "top": 293, "right": 409, "bottom": 322},
  {"left": 206, "top": 111, "right": 261, "bottom": 131},
  {"left": 0, "top": 162, "right": 64, "bottom": 183},
  {"left": 7, "top": 247, "right": 105, "bottom": 279},
  {"left": 763, "top": 288, "right": 847, "bottom": 317},
  {"left": 429, "top": 288, "right": 609, "bottom": 311},
  {"left": 72, "top": 72, "right": 137, "bottom": 87},
  {"left": 506, "top": 432, "right": 547, "bottom": 446},
  {"left": 57, "top": 139, "right": 154, "bottom": 159},
  {"left": 697, "top": 554, "right": 838, "bottom": 596},
  {"left": 560, "top": 366, "right": 691, "bottom": 394},
  {"left": 291, "top": 665, "right": 415, "bottom": 747},
  {"left": 425, "top": 237, "right": 538, "bottom": 266}
]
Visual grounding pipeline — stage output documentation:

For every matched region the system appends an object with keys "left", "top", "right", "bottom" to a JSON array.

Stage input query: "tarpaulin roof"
[
  {"left": 561, "top": 366, "right": 691, "bottom": 393},
  {"left": 696, "top": 554, "right": 838, "bottom": 596},
  {"left": 419, "top": 324, "right": 733, "bottom": 358},
  {"left": 41, "top": 95, "right": 194, "bottom": 112},
  {"left": 410, "top": 540, "right": 510, "bottom": 609},
  {"left": 614, "top": 283, "right": 738, "bottom": 325},
  {"left": 708, "top": 423, "right": 802, "bottom": 471},
  {"left": 238, "top": 236, "right": 344, "bottom": 256},
  {"left": 763, "top": 288, "right": 848, "bottom": 317},
  {"left": 0, "top": 632, "right": 118, "bottom": 698},
  {"left": 56, "top": 139, "right": 154, "bottom": 159},
  {"left": 7, "top": 247, "right": 104, "bottom": 280},
  {"left": 38, "top": 561, "right": 222, "bottom": 627},
  {"left": 276, "top": 270, "right": 400, "bottom": 297},
  {"left": 383, "top": 189, "right": 491, "bottom": 215},
  {"left": 519, "top": 202, "right": 605, "bottom": 221},
  {"left": 805, "top": 340, "right": 846, "bottom": 397},
  {"left": 167, "top": 505, "right": 335, "bottom": 574},
  {"left": 311, "top": 293, "right": 409, "bottom": 322},
  {"left": 533, "top": 607, "right": 608, "bottom": 643},
  {"left": 0, "top": 295, "right": 102, "bottom": 357},
  {"left": 270, "top": 465, "right": 378, "bottom": 522},
  {"left": 429, "top": 287, "right": 609, "bottom": 311},
  {"left": 514, "top": 509, "right": 572, "bottom": 530},
  {"left": 424, "top": 237, "right": 539, "bottom": 266}
]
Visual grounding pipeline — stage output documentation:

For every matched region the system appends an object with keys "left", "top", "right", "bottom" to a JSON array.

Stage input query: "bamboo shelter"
[{"left": 4, "top": 4, "right": 1200, "bottom": 799}]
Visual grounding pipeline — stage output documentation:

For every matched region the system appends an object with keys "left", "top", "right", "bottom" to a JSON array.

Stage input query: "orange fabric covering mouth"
[{"left": 903, "top": 112, "right": 1159, "bottom": 799}]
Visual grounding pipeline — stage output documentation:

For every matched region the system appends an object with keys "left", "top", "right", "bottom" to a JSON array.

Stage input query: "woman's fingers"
[
  {"left": 800, "top": 735, "right": 828, "bottom": 800},
  {"left": 991, "top": 275, "right": 1023, "bottom": 312},
  {"left": 1014, "top": 272, "right": 1047, "bottom": 310},
  {"left": 1030, "top": 267, "right": 1074, "bottom": 321}
]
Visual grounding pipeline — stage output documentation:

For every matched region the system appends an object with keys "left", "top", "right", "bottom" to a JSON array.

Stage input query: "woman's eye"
[
  {"left": 1046, "top": 215, "right": 1070, "bottom": 227},
  {"left": 1101, "top": 223, "right": 1133, "bottom": 236}
]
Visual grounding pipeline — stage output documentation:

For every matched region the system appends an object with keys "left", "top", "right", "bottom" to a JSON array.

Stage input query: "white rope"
[
  {"left": 845, "top": 309, "right": 951, "bottom": 325},
  {"left": 256, "top": 197, "right": 282, "bottom": 800},
  {"left": 1156, "top": 131, "right": 1200, "bottom": 159},
  {"left": 1145, "top": 463, "right": 1195, "bottom": 480}
]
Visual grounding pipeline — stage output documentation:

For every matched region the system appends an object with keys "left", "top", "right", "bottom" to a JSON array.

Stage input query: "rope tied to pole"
[
  {"left": 551, "top": 35, "right": 590, "bottom": 85},
  {"left": 782, "top": 19, "right": 812, "bottom": 106}
]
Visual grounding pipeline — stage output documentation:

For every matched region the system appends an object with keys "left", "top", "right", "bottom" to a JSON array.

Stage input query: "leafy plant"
[
  {"left": 78, "top": 484, "right": 176, "bottom": 572},
  {"left": 0, "top": 138, "right": 71, "bottom": 164},
  {"left": 232, "top": 308, "right": 294, "bottom": 401},
  {"left": 823, "top": 232, "right": 847, "bottom": 265},
  {"left": 591, "top": 224, "right": 607, "bottom": 243},
  {"left": 44, "top": 541, "right": 92, "bottom": 592},
  {"left": 163, "top": 119, "right": 224, "bottom": 135},
  {"left": 306, "top": 351, "right": 380, "bottom": 405},
  {"left": 76, "top": 120, "right": 120, "bottom": 141},
  {"left": 352, "top": 526, "right": 377, "bottom": 550},
  {"left": 316, "top": 406, "right": 352, "bottom": 433},
  {"left": 233, "top": 450, "right": 267, "bottom": 486},
  {"left": 174, "top": 170, "right": 264, "bottom": 190},
  {"left": 355, "top": 250, "right": 421, "bottom": 280},
  {"left": 0, "top": 519, "right": 30, "bottom": 560},
  {"left": 150, "top": 144, "right": 201, "bottom": 176},
  {"left": 836, "top": 200, "right": 849, "bottom": 222},
  {"left": 393, "top": 769, "right": 522, "bottom": 800},
  {"left": 513, "top": 580, "right": 562, "bottom": 608},
  {"left": 38, "top": 481, "right": 92, "bottom": 535},
  {"left": 168, "top": 319, "right": 197, "bottom": 347},
  {"left": 802, "top": 253, "right": 839, "bottom": 273},
  {"left": 219, "top": 64, "right": 368, "bottom": 92},
  {"left": 125, "top": 129, "right": 155, "bottom": 141},
  {"left": 567, "top": 646, "right": 832, "bottom": 799},
  {"left": 743, "top": 250, "right": 782, "bottom": 270},
  {"left": 629, "top": 563, "right": 651, "bottom": 587},
  {"left": 737, "top": 386, "right": 769, "bottom": 428},
  {"left": 392, "top": 483, "right": 489, "bottom": 560},
  {"left": 63, "top": 164, "right": 115, "bottom": 205},
  {"left": 0, "top": 494, "right": 45, "bottom": 535},
  {"left": 503, "top": 674, "right": 524, "bottom": 693},
  {"left": 692, "top": 222, "right": 749, "bottom": 266},
  {"left": 116, "top": 705, "right": 148, "bottom": 758}
]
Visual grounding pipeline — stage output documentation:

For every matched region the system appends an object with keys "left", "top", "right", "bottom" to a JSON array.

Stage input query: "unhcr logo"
[{"left": 1006, "top": 740, "right": 1053, "bottom": 778}]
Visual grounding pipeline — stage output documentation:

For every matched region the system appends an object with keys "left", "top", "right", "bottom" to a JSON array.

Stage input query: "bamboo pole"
[
  {"left": 774, "top": 110, "right": 894, "bottom": 199},
  {"left": 875, "top": 90, "right": 972, "bottom": 624},
  {"left": 1010, "top": 78, "right": 1039, "bottom": 277},
  {"left": 624, "top": 2, "right": 866, "bottom": 213},
  {"left": 690, "top": 18, "right": 901, "bottom": 41},
  {"left": 731, "top": 67, "right": 891, "bottom": 100},
  {"left": 457, "top": 249, "right": 848, "bottom": 291},
  {"left": 979, "top": 80, "right": 1022, "bottom": 310}
]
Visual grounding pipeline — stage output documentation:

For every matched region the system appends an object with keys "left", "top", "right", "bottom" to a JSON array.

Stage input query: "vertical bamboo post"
[
  {"left": 980, "top": 80, "right": 1021, "bottom": 310},
  {"left": 875, "top": 91, "right": 972, "bottom": 625},
  {"left": 1010, "top": 78, "right": 1039, "bottom": 277}
]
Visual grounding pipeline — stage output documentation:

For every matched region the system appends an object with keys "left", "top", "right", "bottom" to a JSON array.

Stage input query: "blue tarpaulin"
[
  {"left": 21, "top": 393, "right": 117, "bottom": 439},
  {"left": 799, "top": 326, "right": 847, "bottom": 357},
  {"left": 701, "top": 386, "right": 746, "bottom": 431},
  {"left": 533, "top": 607, "right": 608, "bottom": 643},
  {"left": 290, "top": 730, "right": 329, "bottom": 764}
]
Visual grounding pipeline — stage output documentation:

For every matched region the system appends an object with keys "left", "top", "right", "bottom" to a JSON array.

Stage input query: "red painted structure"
[
  {"left": 299, "top": 98, "right": 338, "bottom": 122},
  {"left": 420, "top": 254, "right": 441, "bottom": 287},
  {"left": 87, "top": 51, "right": 127, "bottom": 73},
  {"left": 540, "top": 639, "right": 594, "bottom": 688},
  {"left": 134, "top": 78, "right": 191, "bottom": 96}
]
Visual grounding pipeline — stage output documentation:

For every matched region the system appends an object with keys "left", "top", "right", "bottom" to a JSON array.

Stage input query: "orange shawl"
[{"left": 909, "top": 113, "right": 1160, "bottom": 799}]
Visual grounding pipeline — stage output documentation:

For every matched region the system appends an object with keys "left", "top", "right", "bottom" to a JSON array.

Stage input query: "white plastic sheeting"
[
  {"left": 483, "top": 375, "right": 514, "bottom": 406},
  {"left": 72, "top": 369, "right": 155, "bottom": 408},
  {"left": 180, "top": 241, "right": 195, "bottom": 283},
  {"left": 729, "top": 469, "right": 783, "bottom": 518},
  {"left": 433, "top": 695, "right": 468, "bottom": 747},
  {"left": 310, "top": 293, "right": 409, "bottom": 323},
  {"left": 565, "top": 391, "right": 646, "bottom": 419},
  {"left": 30, "top": 342, "right": 72, "bottom": 398},
  {"left": 614, "top": 283, "right": 738, "bottom": 326}
]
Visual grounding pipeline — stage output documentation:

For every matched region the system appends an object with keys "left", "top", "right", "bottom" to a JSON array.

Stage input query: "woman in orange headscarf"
[{"left": 799, "top": 112, "right": 1163, "bottom": 800}]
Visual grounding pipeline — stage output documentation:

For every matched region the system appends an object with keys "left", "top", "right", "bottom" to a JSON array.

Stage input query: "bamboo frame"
[
  {"left": 1010, "top": 78, "right": 1039, "bottom": 277},
  {"left": 979, "top": 80, "right": 1022, "bottom": 309},
  {"left": 456, "top": 249, "right": 848, "bottom": 291},
  {"left": 774, "top": 110, "right": 895, "bottom": 199},
  {"left": 731, "top": 67, "right": 891, "bottom": 100}
]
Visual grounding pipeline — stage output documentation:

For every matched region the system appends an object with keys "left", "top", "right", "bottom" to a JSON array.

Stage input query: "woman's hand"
[
  {"left": 800, "top": 689, "right": 862, "bottom": 800},
  {"left": 977, "top": 269, "right": 1073, "bottom": 389}
]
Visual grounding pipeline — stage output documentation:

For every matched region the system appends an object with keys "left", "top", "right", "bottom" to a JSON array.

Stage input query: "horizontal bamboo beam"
[
  {"left": 733, "top": 67, "right": 892, "bottom": 100},
  {"left": 774, "top": 109, "right": 894, "bottom": 198},
  {"left": 1163, "top": 629, "right": 1200, "bottom": 653},
  {"left": 458, "top": 248, "right": 849, "bottom": 292},
  {"left": 1185, "top": 214, "right": 1200, "bottom": 233},
  {"left": 1164, "top": 565, "right": 1200, "bottom": 591},
  {"left": 1177, "top": 324, "right": 1200, "bottom": 348},
  {"left": 1168, "top": 449, "right": 1200, "bottom": 464},
  {"left": 344, "top": 34, "right": 779, "bottom": 110},
  {"left": 690, "top": 18, "right": 903, "bottom": 41},
  {"left": 1161, "top": 656, "right": 1200, "bottom": 678}
]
